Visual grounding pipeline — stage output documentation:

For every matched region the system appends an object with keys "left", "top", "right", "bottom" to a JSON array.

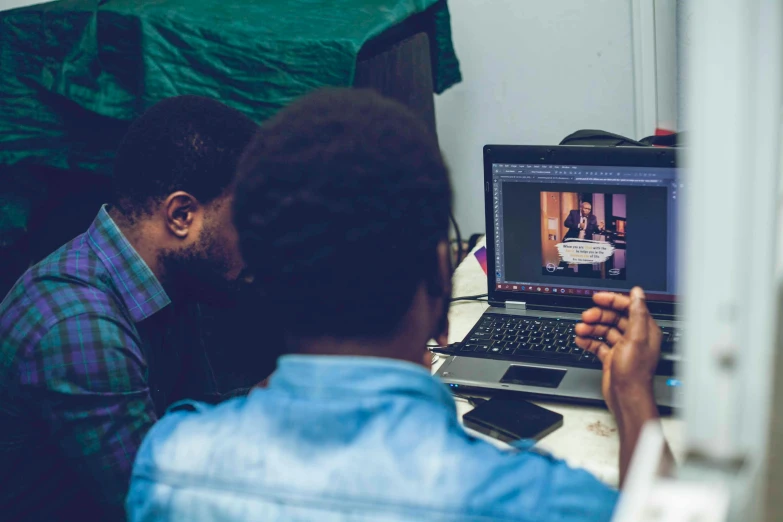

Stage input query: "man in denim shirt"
[{"left": 127, "top": 89, "right": 672, "bottom": 521}]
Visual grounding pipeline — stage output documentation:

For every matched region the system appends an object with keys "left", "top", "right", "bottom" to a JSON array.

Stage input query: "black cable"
[
  {"left": 451, "top": 393, "right": 488, "bottom": 408},
  {"left": 450, "top": 211, "right": 462, "bottom": 267},
  {"left": 426, "top": 342, "right": 458, "bottom": 352},
  {"left": 450, "top": 293, "right": 488, "bottom": 302}
]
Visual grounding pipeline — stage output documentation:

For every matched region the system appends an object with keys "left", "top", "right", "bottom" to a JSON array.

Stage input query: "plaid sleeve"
[{"left": 30, "top": 313, "right": 158, "bottom": 513}]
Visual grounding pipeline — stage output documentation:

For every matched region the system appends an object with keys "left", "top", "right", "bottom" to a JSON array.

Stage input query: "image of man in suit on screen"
[{"left": 564, "top": 201, "right": 605, "bottom": 241}]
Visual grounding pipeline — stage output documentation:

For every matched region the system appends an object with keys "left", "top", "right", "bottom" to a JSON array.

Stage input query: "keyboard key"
[
  {"left": 475, "top": 345, "right": 490, "bottom": 353},
  {"left": 489, "top": 345, "right": 502, "bottom": 354},
  {"left": 556, "top": 344, "right": 570, "bottom": 353},
  {"left": 494, "top": 341, "right": 507, "bottom": 349},
  {"left": 543, "top": 344, "right": 557, "bottom": 353},
  {"left": 530, "top": 344, "right": 543, "bottom": 351},
  {"left": 492, "top": 333, "right": 505, "bottom": 341},
  {"left": 580, "top": 351, "right": 595, "bottom": 363},
  {"left": 572, "top": 347, "right": 583, "bottom": 354},
  {"left": 460, "top": 344, "right": 476, "bottom": 352},
  {"left": 516, "top": 342, "right": 532, "bottom": 351},
  {"left": 506, "top": 341, "right": 520, "bottom": 351},
  {"left": 501, "top": 346, "right": 514, "bottom": 356},
  {"left": 471, "top": 331, "right": 491, "bottom": 340}
]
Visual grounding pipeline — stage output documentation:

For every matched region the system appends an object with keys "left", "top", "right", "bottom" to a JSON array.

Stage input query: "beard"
[{"left": 159, "top": 242, "right": 251, "bottom": 309}]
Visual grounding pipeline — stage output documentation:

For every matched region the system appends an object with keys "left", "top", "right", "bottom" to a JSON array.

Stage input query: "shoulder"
[
  {"left": 12, "top": 312, "right": 144, "bottom": 394},
  {"left": 132, "top": 398, "right": 247, "bottom": 478},
  {"left": 0, "top": 233, "right": 126, "bottom": 350}
]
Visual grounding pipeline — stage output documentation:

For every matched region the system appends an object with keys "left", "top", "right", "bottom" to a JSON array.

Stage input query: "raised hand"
[{"left": 574, "top": 287, "right": 661, "bottom": 413}]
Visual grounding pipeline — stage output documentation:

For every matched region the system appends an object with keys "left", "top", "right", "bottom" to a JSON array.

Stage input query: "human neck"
[
  {"left": 107, "top": 206, "right": 165, "bottom": 281},
  {"left": 290, "top": 334, "right": 429, "bottom": 367}
]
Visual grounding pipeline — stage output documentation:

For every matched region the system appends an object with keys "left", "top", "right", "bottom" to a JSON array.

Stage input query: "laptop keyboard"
[{"left": 458, "top": 313, "right": 678, "bottom": 376}]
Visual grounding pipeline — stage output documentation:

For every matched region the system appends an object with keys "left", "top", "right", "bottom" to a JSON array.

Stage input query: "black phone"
[{"left": 462, "top": 398, "right": 563, "bottom": 444}]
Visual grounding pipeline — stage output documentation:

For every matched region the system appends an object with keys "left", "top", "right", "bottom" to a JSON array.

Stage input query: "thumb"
[{"left": 627, "top": 287, "right": 650, "bottom": 342}]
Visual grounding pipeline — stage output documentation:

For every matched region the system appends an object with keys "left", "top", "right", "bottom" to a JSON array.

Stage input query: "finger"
[
  {"left": 574, "top": 323, "right": 624, "bottom": 345},
  {"left": 575, "top": 336, "right": 612, "bottom": 363},
  {"left": 648, "top": 314, "right": 662, "bottom": 349},
  {"left": 646, "top": 305, "right": 662, "bottom": 345},
  {"left": 592, "top": 292, "right": 632, "bottom": 313},
  {"left": 435, "top": 328, "right": 449, "bottom": 350},
  {"left": 627, "top": 287, "right": 651, "bottom": 343},
  {"left": 581, "top": 307, "right": 629, "bottom": 332}
]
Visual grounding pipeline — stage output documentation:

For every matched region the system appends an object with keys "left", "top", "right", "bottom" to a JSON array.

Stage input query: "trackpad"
[{"left": 500, "top": 365, "right": 566, "bottom": 389}]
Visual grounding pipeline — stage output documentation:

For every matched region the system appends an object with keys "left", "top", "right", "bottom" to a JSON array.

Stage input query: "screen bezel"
[{"left": 484, "top": 144, "right": 679, "bottom": 318}]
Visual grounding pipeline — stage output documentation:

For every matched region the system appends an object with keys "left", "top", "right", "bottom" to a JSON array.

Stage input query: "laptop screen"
[{"left": 491, "top": 161, "right": 679, "bottom": 303}]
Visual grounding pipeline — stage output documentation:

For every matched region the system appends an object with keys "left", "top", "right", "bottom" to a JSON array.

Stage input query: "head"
[
  {"left": 581, "top": 201, "right": 592, "bottom": 217},
  {"left": 234, "top": 88, "right": 453, "bottom": 365},
  {"left": 111, "top": 95, "right": 259, "bottom": 302}
]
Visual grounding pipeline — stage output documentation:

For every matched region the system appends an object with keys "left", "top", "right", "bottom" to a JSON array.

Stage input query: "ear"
[
  {"left": 434, "top": 240, "right": 452, "bottom": 347},
  {"left": 436, "top": 240, "right": 452, "bottom": 296},
  {"left": 163, "top": 191, "right": 199, "bottom": 239}
]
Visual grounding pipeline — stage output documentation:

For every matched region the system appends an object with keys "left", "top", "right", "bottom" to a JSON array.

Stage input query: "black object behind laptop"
[
  {"left": 435, "top": 145, "right": 683, "bottom": 409},
  {"left": 462, "top": 398, "right": 563, "bottom": 443}
]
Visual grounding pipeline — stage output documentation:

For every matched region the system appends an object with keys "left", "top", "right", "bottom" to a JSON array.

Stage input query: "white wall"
[
  {"left": 0, "top": 0, "right": 46, "bottom": 10},
  {"left": 436, "top": 0, "right": 638, "bottom": 236}
]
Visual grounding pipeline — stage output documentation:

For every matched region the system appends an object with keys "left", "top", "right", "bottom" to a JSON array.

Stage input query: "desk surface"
[{"left": 433, "top": 239, "right": 684, "bottom": 487}]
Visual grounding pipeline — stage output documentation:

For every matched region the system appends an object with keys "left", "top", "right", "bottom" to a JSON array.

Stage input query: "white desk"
[{"left": 433, "top": 239, "right": 684, "bottom": 487}]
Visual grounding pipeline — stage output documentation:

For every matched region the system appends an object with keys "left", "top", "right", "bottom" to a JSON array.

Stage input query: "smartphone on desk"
[{"left": 462, "top": 398, "right": 563, "bottom": 444}]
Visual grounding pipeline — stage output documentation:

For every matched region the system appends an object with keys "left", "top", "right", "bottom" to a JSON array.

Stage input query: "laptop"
[{"left": 435, "top": 145, "right": 682, "bottom": 409}]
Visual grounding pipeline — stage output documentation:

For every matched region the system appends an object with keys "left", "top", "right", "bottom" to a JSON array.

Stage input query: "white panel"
[
  {"left": 631, "top": 0, "right": 658, "bottom": 138},
  {"left": 436, "top": 0, "right": 636, "bottom": 235}
]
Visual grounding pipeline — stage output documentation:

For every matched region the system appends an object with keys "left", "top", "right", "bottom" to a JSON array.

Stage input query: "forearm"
[{"left": 614, "top": 386, "right": 671, "bottom": 487}]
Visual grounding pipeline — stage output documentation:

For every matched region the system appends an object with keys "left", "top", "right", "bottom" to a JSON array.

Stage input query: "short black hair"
[
  {"left": 112, "top": 95, "right": 258, "bottom": 217},
  {"left": 234, "top": 88, "right": 452, "bottom": 339}
]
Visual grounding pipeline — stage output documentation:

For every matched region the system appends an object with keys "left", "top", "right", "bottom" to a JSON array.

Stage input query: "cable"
[
  {"left": 450, "top": 293, "right": 488, "bottom": 302},
  {"left": 450, "top": 211, "right": 462, "bottom": 267},
  {"left": 451, "top": 393, "right": 488, "bottom": 408},
  {"left": 426, "top": 342, "right": 459, "bottom": 352}
]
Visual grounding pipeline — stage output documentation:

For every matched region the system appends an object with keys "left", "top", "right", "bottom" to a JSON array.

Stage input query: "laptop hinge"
[{"left": 505, "top": 300, "right": 527, "bottom": 310}]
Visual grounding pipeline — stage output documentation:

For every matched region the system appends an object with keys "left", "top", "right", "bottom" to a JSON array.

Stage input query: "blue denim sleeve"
[{"left": 506, "top": 449, "right": 620, "bottom": 521}]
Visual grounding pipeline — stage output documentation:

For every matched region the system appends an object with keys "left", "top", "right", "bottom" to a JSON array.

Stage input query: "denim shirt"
[{"left": 127, "top": 356, "right": 618, "bottom": 521}]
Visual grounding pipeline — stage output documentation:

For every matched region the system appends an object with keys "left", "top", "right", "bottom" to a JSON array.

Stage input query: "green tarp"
[
  {"left": 0, "top": 0, "right": 461, "bottom": 250},
  {"left": 0, "top": 0, "right": 460, "bottom": 174}
]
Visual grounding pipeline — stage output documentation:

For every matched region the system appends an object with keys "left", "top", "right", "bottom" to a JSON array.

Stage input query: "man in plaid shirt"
[{"left": 0, "top": 96, "right": 260, "bottom": 521}]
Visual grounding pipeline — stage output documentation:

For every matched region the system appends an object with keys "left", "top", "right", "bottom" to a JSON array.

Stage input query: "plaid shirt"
[{"left": 0, "top": 206, "right": 219, "bottom": 521}]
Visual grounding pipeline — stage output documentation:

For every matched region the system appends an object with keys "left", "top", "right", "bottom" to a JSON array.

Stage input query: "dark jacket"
[{"left": 564, "top": 210, "right": 600, "bottom": 240}]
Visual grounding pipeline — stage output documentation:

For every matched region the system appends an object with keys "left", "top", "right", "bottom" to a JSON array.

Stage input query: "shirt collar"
[
  {"left": 86, "top": 205, "right": 171, "bottom": 322},
  {"left": 267, "top": 355, "right": 456, "bottom": 414}
]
